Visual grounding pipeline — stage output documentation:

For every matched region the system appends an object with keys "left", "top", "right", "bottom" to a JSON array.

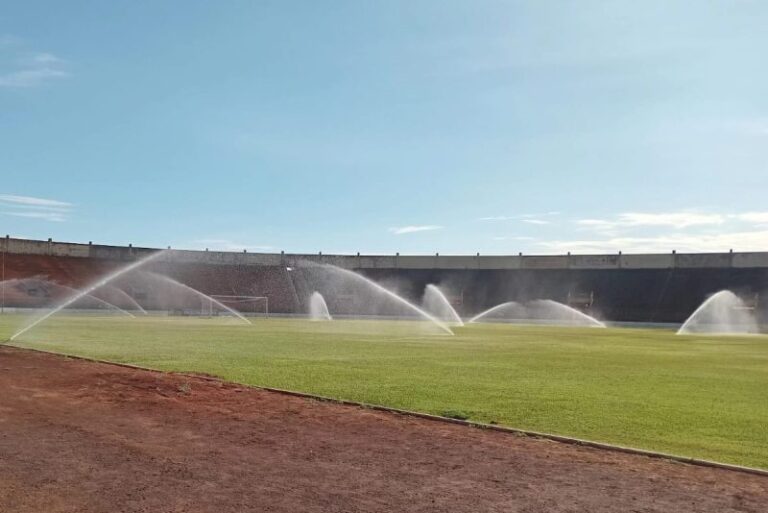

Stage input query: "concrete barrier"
[
  {"left": 5, "top": 237, "right": 768, "bottom": 271},
  {"left": 675, "top": 253, "right": 732, "bottom": 269},
  {"left": 570, "top": 254, "right": 620, "bottom": 269},
  {"left": 522, "top": 256, "right": 569, "bottom": 269},
  {"left": 620, "top": 254, "right": 674, "bottom": 269},
  {"left": 733, "top": 252, "right": 768, "bottom": 268}
]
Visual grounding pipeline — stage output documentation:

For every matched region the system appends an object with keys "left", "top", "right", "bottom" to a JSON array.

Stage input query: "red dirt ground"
[{"left": 1, "top": 346, "right": 766, "bottom": 513}]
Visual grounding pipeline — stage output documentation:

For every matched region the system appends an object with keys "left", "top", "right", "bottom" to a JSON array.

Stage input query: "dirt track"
[{"left": 1, "top": 346, "right": 766, "bottom": 512}]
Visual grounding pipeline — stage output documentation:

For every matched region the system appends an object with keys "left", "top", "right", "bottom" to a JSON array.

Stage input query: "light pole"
[{"left": 1, "top": 237, "right": 5, "bottom": 315}]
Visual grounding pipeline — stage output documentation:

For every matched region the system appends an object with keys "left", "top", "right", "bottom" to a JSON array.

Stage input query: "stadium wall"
[{"left": 3, "top": 237, "right": 768, "bottom": 323}]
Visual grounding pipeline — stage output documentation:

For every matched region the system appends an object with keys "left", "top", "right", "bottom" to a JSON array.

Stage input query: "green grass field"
[{"left": 2, "top": 314, "right": 767, "bottom": 469}]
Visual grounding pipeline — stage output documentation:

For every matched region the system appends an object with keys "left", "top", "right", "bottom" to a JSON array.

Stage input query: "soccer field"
[{"left": 2, "top": 314, "right": 767, "bottom": 469}]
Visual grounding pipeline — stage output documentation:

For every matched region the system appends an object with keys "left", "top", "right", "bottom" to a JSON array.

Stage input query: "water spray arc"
[
  {"left": 530, "top": 299, "right": 606, "bottom": 328},
  {"left": 308, "top": 291, "right": 332, "bottom": 321},
  {"left": 469, "top": 299, "right": 605, "bottom": 328},
  {"left": 54, "top": 282, "right": 135, "bottom": 318},
  {"left": 142, "top": 272, "right": 252, "bottom": 324},
  {"left": 10, "top": 250, "right": 167, "bottom": 341},
  {"left": 468, "top": 301, "right": 522, "bottom": 324},
  {"left": 100, "top": 284, "right": 148, "bottom": 315},
  {"left": 422, "top": 284, "right": 464, "bottom": 326},
  {"left": 300, "top": 263, "right": 454, "bottom": 335},
  {"left": 677, "top": 290, "right": 759, "bottom": 335},
  {"left": 0, "top": 278, "right": 135, "bottom": 318}
]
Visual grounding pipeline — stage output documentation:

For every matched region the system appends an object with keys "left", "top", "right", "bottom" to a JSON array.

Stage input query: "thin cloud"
[
  {"left": 0, "top": 66, "right": 69, "bottom": 88},
  {"left": 618, "top": 212, "right": 724, "bottom": 228},
  {"left": 577, "top": 219, "right": 616, "bottom": 228},
  {"left": 577, "top": 212, "right": 724, "bottom": 230},
  {"left": 0, "top": 193, "right": 73, "bottom": 222},
  {"left": 525, "top": 210, "right": 768, "bottom": 254},
  {"left": 4, "top": 211, "right": 67, "bottom": 222},
  {"left": 0, "top": 41, "right": 70, "bottom": 88},
  {"left": 732, "top": 212, "right": 768, "bottom": 224},
  {"left": 0, "top": 194, "right": 72, "bottom": 208},
  {"left": 535, "top": 230, "right": 768, "bottom": 254},
  {"left": 522, "top": 219, "right": 550, "bottom": 225},
  {"left": 29, "top": 52, "right": 65, "bottom": 65},
  {"left": 389, "top": 225, "right": 443, "bottom": 235},
  {"left": 479, "top": 216, "right": 516, "bottom": 221}
]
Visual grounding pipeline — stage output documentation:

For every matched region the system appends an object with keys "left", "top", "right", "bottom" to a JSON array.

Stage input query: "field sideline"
[{"left": 2, "top": 314, "right": 767, "bottom": 469}]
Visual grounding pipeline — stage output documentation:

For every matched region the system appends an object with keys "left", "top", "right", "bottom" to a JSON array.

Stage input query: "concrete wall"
[
  {"left": 5, "top": 237, "right": 768, "bottom": 270},
  {"left": 733, "top": 252, "right": 768, "bottom": 268},
  {"left": 619, "top": 253, "right": 673, "bottom": 269}
]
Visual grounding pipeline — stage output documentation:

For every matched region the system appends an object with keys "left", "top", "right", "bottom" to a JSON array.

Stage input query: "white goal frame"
[{"left": 208, "top": 295, "right": 269, "bottom": 318}]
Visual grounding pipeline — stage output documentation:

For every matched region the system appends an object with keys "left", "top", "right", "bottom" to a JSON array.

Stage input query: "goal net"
[{"left": 207, "top": 295, "right": 269, "bottom": 318}]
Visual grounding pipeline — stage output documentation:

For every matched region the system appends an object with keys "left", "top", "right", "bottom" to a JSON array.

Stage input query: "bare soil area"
[{"left": 1, "top": 345, "right": 766, "bottom": 512}]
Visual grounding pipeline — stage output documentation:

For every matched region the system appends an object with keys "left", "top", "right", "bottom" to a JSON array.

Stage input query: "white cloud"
[
  {"left": 522, "top": 219, "right": 550, "bottom": 225},
  {"left": 577, "top": 219, "right": 616, "bottom": 228},
  {"left": 389, "top": 225, "right": 443, "bottom": 235},
  {"left": 535, "top": 230, "right": 768, "bottom": 254},
  {"left": 732, "top": 212, "right": 768, "bottom": 224},
  {"left": 526, "top": 210, "right": 768, "bottom": 254},
  {"left": 479, "top": 216, "right": 516, "bottom": 221},
  {"left": 4, "top": 211, "right": 67, "bottom": 222},
  {"left": 618, "top": 212, "right": 724, "bottom": 228},
  {"left": 0, "top": 194, "right": 73, "bottom": 222},
  {"left": 577, "top": 212, "right": 724, "bottom": 231},
  {"left": 0, "top": 194, "right": 72, "bottom": 209},
  {"left": 0, "top": 41, "right": 69, "bottom": 88},
  {"left": 0, "top": 67, "right": 69, "bottom": 88},
  {"left": 29, "top": 52, "right": 65, "bottom": 65}
]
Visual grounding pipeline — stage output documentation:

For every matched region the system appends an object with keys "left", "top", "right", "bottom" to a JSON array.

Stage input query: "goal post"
[{"left": 208, "top": 295, "right": 269, "bottom": 318}]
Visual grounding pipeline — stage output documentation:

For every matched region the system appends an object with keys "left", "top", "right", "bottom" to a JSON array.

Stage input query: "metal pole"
[{"left": 1, "top": 238, "right": 5, "bottom": 315}]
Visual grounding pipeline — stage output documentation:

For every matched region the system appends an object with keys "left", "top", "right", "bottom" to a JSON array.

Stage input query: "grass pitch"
[{"left": 2, "top": 314, "right": 767, "bottom": 469}]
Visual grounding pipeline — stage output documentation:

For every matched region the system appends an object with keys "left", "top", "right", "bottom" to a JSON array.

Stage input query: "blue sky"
[{"left": 1, "top": 1, "right": 767, "bottom": 254}]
